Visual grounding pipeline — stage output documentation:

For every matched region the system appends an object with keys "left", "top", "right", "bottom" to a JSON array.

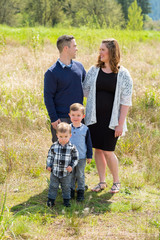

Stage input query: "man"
[{"left": 44, "top": 35, "right": 86, "bottom": 142}]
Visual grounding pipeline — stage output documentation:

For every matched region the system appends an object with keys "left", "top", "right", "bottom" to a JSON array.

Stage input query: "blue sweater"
[
  {"left": 70, "top": 123, "right": 93, "bottom": 159},
  {"left": 44, "top": 61, "right": 86, "bottom": 122}
]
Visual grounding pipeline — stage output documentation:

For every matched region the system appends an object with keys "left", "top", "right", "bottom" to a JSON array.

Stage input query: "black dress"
[{"left": 88, "top": 68, "right": 118, "bottom": 151}]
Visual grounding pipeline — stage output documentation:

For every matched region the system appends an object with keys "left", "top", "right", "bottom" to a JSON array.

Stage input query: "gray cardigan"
[{"left": 83, "top": 66, "right": 133, "bottom": 135}]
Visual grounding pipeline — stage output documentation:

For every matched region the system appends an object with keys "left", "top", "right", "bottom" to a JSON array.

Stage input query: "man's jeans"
[
  {"left": 48, "top": 172, "right": 71, "bottom": 200},
  {"left": 51, "top": 118, "right": 71, "bottom": 143},
  {"left": 71, "top": 159, "right": 86, "bottom": 191}
]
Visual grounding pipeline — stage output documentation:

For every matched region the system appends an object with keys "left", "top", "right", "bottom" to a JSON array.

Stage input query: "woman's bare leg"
[
  {"left": 103, "top": 151, "right": 119, "bottom": 183},
  {"left": 94, "top": 148, "right": 107, "bottom": 182}
]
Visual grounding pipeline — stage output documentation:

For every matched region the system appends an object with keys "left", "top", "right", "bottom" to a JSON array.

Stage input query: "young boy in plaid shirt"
[{"left": 46, "top": 122, "right": 79, "bottom": 207}]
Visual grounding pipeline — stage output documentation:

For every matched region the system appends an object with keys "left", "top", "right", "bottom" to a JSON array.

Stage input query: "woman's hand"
[
  {"left": 115, "top": 105, "right": 130, "bottom": 138},
  {"left": 115, "top": 125, "right": 123, "bottom": 137}
]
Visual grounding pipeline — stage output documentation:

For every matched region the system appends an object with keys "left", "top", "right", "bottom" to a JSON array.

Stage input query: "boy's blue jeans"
[
  {"left": 71, "top": 159, "right": 86, "bottom": 191},
  {"left": 48, "top": 172, "right": 71, "bottom": 200}
]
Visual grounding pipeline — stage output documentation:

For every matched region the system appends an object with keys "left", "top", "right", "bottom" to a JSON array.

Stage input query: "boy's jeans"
[
  {"left": 48, "top": 172, "right": 71, "bottom": 200},
  {"left": 71, "top": 159, "right": 86, "bottom": 191}
]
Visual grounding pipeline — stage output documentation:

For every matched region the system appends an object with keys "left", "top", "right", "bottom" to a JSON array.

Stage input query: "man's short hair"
[
  {"left": 57, "top": 35, "right": 74, "bottom": 53},
  {"left": 56, "top": 122, "right": 71, "bottom": 134},
  {"left": 70, "top": 103, "right": 85, "bottom": 115}
]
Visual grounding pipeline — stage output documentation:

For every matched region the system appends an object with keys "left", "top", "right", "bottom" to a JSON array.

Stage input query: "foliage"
[
  {"left": 0, "top": 0, "right": 156, "bottom": 29},
  {"left": 117, "top": 0, "right": 151, "bottom": 21},
  {"left": 144, "top": 15, "right": 160, "bottom": 31},
  {"left": 71, "top": 0, "right": 125, "bottom": 28},
  {"left": 136, "top": 0, "right": 151, "bottom": 15},
  {"left": 23, "top": 0, "right": 65, "bottom": 27},
  {"left": 127, "top": 0, "right": 143, "bottom": 30},
  {"left": 0, "top": 0, "right": 21, "bottom": 26},
  {"left": 0, "top": 0, "right": 125, "bottom": 28}
]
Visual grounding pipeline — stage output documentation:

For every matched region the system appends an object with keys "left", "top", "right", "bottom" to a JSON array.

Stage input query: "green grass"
[
  {"left": 1, "top": 175, "right": 160, "bottom": 239},
  {"left": 1, "top": 25, "right": 160, "bottom": 51}
]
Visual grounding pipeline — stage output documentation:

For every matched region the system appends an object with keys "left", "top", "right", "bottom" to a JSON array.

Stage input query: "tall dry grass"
[
  {"left": 0, "top": 37, "right": 160, "bottom": 186},
  {"left": 0, "top": 28, "right": 160, "bottom": 240}
]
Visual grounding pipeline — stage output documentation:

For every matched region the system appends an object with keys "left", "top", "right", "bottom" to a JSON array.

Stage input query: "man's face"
[{"left": 67, "top": 39, "right": 78, "bottom": 59}]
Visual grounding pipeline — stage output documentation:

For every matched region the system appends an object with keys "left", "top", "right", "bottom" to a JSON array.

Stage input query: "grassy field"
[{"left": 0, "top": 26, "right": 160, "bottom": 240}]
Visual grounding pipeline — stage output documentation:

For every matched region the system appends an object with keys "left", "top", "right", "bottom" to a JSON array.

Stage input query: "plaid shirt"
[{"left": 46, "top": 141, "right": 79, "bottom": 178}]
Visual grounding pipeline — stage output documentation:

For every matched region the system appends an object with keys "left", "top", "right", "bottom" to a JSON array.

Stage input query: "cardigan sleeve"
[
  {"left": 120, "top": 69, "right": 133, "bottom": 106},
  {"left": 82, "top": 66, "right": 94, "bottom": 97}
]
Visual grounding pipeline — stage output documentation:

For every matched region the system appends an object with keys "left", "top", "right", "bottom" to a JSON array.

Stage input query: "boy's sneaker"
[
  {"left": 70, "top": 188, "right": 75, "bottom": 199},
  {"left": 47, "top": 198, "right": 55, "bottom": 207},
  {"left": 63, "top": 199, "right": 71, "bottom": 207},
  {"left": 77, "top": 189, "right": 84, "bottom": 202}
]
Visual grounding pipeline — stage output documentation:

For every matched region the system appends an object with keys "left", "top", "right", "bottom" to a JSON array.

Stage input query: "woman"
[{"left": 83, "top": 39, "right": 133, "bottom": 193}]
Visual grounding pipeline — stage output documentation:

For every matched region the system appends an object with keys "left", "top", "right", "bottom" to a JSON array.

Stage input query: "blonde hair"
[
  {"left": 70, "top": 103, "right": 85, "bottom": 115},
  {"left": 56, "top": 122, "right": 71, "bottom": 134},
  {"left": 96, "top": 38, "right": 120, "bottom": 73}
]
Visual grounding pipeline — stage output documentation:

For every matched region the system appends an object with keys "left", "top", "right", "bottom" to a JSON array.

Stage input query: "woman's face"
[{"left": 99, "top": 43, "right": 109, "bottom": 64}]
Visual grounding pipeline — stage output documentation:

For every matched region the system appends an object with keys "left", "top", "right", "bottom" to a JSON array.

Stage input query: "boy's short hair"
[
  {"left": 70, "top": 103, "right": 85, "bottom": 115},
  {"left": 56, "top": 122, "right": 71, "bottom": 134},
  {"left": 57, "top": 35, "right": 74, "bottom": 53}
]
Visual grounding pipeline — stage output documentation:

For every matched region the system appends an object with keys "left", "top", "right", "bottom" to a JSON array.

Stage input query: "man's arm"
[{"left": 44, "top": 70, "right": 59, "bottom": 123}]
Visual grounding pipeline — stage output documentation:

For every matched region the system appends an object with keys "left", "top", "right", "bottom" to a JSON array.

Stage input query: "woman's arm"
[
  {"left": 115, "top": 68, "right": 133, "bottom": 137},
  {"left": 115, "top": 105, "right": 130, "bottom": 137}
]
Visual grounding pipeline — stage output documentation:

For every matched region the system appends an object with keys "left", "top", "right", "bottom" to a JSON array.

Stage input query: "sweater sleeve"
[
  {"left": 82, "top": 66, "right": 94, "bottom": 97},
  {"left": 85, "top": 128, "right": 93, "bottom": 159},
  {"left": 120, "top": 69, "right": 133, "bottom": 106},
  {"left": 44, "top": 70, "right": 58, "bottom": 122},
  {"left": 82, "top": 66, "right": 86, "bottom": 82}
]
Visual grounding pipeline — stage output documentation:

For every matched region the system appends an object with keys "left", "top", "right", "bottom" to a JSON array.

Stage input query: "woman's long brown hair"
[{"left": 96, "top": 39, "right": 120, "bottom": 73}]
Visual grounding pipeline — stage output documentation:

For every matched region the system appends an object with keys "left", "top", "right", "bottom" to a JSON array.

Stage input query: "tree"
[
  {"left": 0, "top": 0, "right": 21, "bottom": 26},
  {"left": 127, "top": 0, "right": 143, "bottom": 30},
  {"left": 24, "top": 0, "right": 65, "bottom": 26},
  {"left": 137, "top": 0, "right": 151, "bottom": 15},
  {"left": 117, "top": 0, "right": 151, "bottom": 21},
  {"left": 72, "top": 0, "right": 125, "bottom": 28},
  {"left": 117, "top": 0, "right": 132, "bottom": 20}
]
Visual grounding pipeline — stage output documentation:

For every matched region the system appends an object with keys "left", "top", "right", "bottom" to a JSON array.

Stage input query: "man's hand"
[
  {"left": 51, "top": 119, "right": 61, "bottom": 130},
  {"left": 66, "top": 166, "right": 72, "bottom": 172},
  {"left": 47, "top": 167, "right": 52, "bottom": 172},
  {"left": 87, "top": 158, "right": 92, "bottom": 164}
]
